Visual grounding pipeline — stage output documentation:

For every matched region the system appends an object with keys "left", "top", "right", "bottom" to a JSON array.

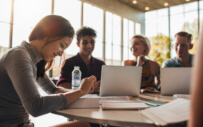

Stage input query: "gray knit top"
[{"left": 0, "top": 41, "right": 68, "bottom": 127}]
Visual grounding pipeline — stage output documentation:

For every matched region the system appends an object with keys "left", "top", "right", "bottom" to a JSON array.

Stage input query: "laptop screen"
[{"left": 100, "top": 65, "right": 142, "bottom": 96}]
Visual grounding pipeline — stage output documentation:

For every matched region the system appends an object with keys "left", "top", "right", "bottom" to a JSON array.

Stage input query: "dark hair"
[
  {"left": 29, "top": 15, "right": 75, "bottom": 79},
  {"left": 131, "top": 35, "right": 151, "bottom": 56},
  {"left": 76, "top": 26, "right": 96, "bottom": 42},
  {"left": 175, "top": 31, "right": 193, "bottom": 44}
]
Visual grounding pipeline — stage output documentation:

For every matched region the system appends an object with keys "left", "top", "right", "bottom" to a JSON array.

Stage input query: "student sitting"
[
  {"left": 0, "top": 15, "right": 94, "bottom": 127},
  {"left": 56, "top": 27, "right": 105, "bottom": 93},
  {"left": 162, "top": 31, "right": 193, "bottom": 67},
  {"left": 124, "top": 35, "right": 160, "bottom": 92}
]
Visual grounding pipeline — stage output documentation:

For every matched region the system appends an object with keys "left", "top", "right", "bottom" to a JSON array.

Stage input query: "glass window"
[
  {"left": 53, "top": 0, "right": 81, "bottom": 78},
  {"left": 123, "top": 18, "right": 129, "bottom": 61},
  {"left": 200, "top": 0, "right": 203, "bottom": 9},
  {"left": 135, "top": 22, "right": 141, "bottom": 35},
  {"left": 123, "top": 18, "right": 136, "bottom": 61},
  {"left": 145, "top": 11, "right": 157, "bottom": 37},
  {"left": 129, "top": 21, "right": 135, "bottom": 59},
  {"left": 157, "top": 8, "right": 168, "bottom": 17},
  {"left": 83, "top": 3, "right": 104, "bottom": 59},
  {"left": 54, "top": 0, "right": 81, "bottom": 56},
  {"left": 112, "top": 14, "right": 121, "bottom": 62},
  {"left": 0, "top": 0, "right": 11, "bottom": 56},
  {"left": 0, "top": 0, "right": 11, "bottom": 22},
  {"left": 184, "top": 2, "right": 197, "bottom": 12},
  {"left": 0, "top": 23, "right": 10, "bottom": 57},
  {"left": 12, "top": 0, "right": 51, "bottom": 47},
  {"left": 105, "top": 12, "right": 121, "bottom": 65},
  {"left": 105, "top": 12, "right": 113, "bottom": 64},
  {"left": 170, "top": 5, "right": 183, "bottom": 15},
  {"left": 157, "top": 8, "right": 169, "bottom": 36},
  {"left": 183, "top": 11, "right": 198, "bottom": 54}
]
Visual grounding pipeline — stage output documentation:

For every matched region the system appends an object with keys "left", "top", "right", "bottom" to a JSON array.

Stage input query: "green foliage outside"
[
  {"left": 182, "top": 20, "right": 198, "bottom": 54},
  {"left": 149, "top": 34, "right": 171, "bottom": 66}
]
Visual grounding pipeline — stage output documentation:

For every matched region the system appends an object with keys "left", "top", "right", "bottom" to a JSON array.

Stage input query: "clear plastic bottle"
[{"left": 72, "top": 66, "right": 82, "bottom": 90}]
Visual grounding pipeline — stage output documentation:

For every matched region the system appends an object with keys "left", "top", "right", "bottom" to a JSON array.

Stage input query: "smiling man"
[
  {"left": 162, "top": 31, "right": 194, "bottom": 67},
  {"left": 56, "top": 27, "right": 105, "bottom": 93}
]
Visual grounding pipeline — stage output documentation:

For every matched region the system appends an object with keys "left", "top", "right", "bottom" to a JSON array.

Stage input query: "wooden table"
[{"left": 54, "top": 93, "right": 173, "bottom": 127}]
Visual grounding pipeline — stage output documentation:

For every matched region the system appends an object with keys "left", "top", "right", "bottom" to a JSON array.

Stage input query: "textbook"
[
  {"left": 140, "top": 99, "right": 190, "bottom": 126},
  {"left": 101, "top": 102, "right": 149, "bottom": 110}
]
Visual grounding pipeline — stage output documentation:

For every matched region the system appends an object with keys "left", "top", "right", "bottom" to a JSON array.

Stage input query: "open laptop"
[
  {"left": 161, "top": 68, "right": 192, "bottom": 95},
  {"left": 99, "top": 65, "right": 142, "bottom": 96}
]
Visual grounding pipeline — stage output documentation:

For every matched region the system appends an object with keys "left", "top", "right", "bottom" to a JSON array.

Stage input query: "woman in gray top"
[{"left": 0, "top": 15, "right": 95, "bottom": 127}]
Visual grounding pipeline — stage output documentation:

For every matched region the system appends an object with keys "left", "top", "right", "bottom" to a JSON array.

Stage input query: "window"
[
  {"left": 123, "top": 18, "right": 136, "bottom": 61},
  {"left": 12, "top": 0, "right": 51, "bottom": 47},
  {"left": 145, "top": 1, "right": 199, "bottom": 61},
  {"left": 135, "top": 22, "right": 141, "bottom": 35},
  {"left": 0, "top": 0, "right": 11, "bottom": 56},
  {"left": 105, "top": 12, "right": 121, "bottom": 65},
  {"left": 54, "top": 0, "right": 81, "bottom": 56},
  {"left": 54, "top": 0, "right": 81, "bottom": 78},
  {"left": 83, "top": 3, "right": 104, "bottom": 59}
]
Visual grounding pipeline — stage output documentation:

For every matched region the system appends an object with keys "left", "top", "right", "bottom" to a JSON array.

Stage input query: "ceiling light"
[
  {"left": 186, "top": 0, "right": 190, "bottom": 1},
  {"left": 132, "top": 0, "right": 137, "bottom": 4},
  {"left": 145, "top": 7, "right": 150, "bottom": 11},
  {"left": 164, "top": 2, "right": 169, "bottom": 6}
]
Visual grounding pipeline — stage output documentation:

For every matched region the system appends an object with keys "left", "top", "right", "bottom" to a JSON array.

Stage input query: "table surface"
[{"left": 54, "top": 93, "right": 173, "bottom": 127}]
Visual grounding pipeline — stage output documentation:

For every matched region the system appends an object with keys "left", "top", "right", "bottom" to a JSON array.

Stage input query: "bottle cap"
[{"left": 74, "top": 66, "right": 80, "bottom": 70}]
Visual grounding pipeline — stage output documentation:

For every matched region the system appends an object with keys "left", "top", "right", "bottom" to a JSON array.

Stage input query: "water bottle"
[{"left": 72, "top": 66, "right": 82, "bottom": 90}]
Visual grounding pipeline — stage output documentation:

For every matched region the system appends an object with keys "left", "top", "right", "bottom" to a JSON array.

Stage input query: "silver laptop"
[
  {"left": 100, "top": 65, "right": 142, "bottom": 96},
  {"left": 161, "top": 68, "right": 192, "bottom": 95}
]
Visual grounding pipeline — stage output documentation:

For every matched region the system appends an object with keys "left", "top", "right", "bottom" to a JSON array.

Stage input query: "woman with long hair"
[{"left": 0, "top": 15, "right": 94, "bottom": 127}]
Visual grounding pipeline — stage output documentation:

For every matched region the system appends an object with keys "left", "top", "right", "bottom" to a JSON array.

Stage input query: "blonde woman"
[{"left": 124, "top": 35, "right": 160, "bottom": 92}]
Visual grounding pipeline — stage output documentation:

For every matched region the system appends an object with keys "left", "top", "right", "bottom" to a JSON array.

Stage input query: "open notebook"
[{"left": 140, "top": 99, "right": 190, "bottom": 126}]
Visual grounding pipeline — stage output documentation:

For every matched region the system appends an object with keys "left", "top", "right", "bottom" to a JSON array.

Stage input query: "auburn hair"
[{"left": 29, "top": 15, "right": 75, "bottom": 79}]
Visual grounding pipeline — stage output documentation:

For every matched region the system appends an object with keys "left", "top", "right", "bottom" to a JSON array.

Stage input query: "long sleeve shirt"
[{"left": 0, "top": 41, "right": 67, "bottom": 127}]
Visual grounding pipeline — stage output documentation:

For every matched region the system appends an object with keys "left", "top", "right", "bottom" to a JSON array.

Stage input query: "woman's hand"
[
  {"left": 89, "top": 80, "right": 100, "bottom": 93},
  {"left": 79, "top": 75, "right": 97, "bottom": 95},
  {"left": 136, "top": 55, "right": 146, "bottom": 66}
]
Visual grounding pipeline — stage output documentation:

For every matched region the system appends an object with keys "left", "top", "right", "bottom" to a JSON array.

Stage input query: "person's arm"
[
  {"left": 124, "top": 60, "right": 132, "bottom": 66},
  {"left": 92, "top": 80, "right": 100, "bottom": 93},
  {"left": 188, "top": 32, "right": 203, "bottom": 127},
  {"left": 58, "top": 82, "right": 71, "bottom": 89},
  {"left": 64, "top": 75, "right": 96, "bottom": 105},
  {"left": 149, "top": 60, "right": 160, "bottom": 88},
  {"left": 4, "top": 50, "right": 68, "bottom": 117},
  {"left": 137, "top": 55, "right": 146, "bottom": 66}
]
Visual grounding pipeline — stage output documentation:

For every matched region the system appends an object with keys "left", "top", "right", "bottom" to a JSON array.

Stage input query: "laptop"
[
  {"left": 161, "top": 68, "right": 192, "bottom": 95},
  {"left": 99, "top": 65, "right": 142, "bottom": 96}
]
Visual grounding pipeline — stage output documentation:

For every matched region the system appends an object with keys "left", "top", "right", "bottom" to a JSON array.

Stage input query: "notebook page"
[{"left": 141, "top": 99, "right": 190, "bottom": 126}]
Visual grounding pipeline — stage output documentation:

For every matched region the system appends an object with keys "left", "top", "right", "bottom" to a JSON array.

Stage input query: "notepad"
[
  {"left": 101, "top": 102, "right": 149, "bottom": 110},
  {"left": 140, "top": 99, "right": 190, "bottom": 126}
]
